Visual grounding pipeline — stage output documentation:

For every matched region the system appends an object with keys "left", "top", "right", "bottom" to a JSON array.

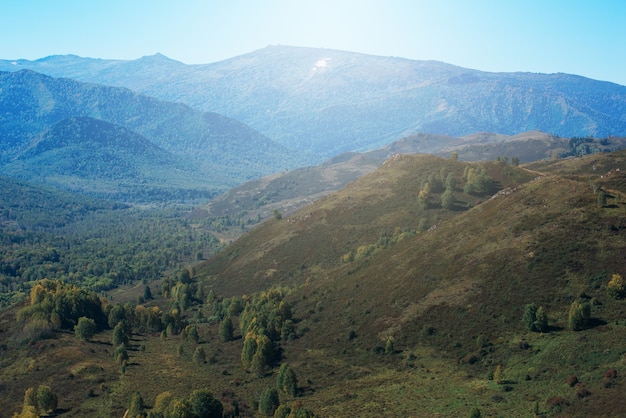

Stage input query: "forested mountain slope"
[{"left": 0, "top": 70, "right": 309, "bottom": 201}]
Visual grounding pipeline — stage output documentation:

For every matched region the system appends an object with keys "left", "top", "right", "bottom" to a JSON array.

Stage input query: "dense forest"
[{"left": 0, "top": 177, "right": 221, "bottom": 307}]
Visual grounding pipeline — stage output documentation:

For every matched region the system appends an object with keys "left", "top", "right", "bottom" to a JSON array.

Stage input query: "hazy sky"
[{"left": 2, "top": 0, "right": 625, "bottom": 85}]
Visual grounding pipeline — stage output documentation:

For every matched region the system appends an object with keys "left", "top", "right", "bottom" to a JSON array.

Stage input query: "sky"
[{"left": 1, "top": 0, "right": 625, "bottom": 85}]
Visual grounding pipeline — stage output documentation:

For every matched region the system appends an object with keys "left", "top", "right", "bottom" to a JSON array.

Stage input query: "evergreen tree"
[
  {"left": 277, "top": 363, "right": 298, "bottom": 397},
  {"left": 220, "top": 317, "right": 234, "bottom": 342},
  {"left": 193, "top": 346, "right": 206, "bottom": 365},
  {"left": 258, "top": 387, "right": 279, "bottom": 416},
  {"left": 143, "top": 285, "right": 153, "bottom": 300}
]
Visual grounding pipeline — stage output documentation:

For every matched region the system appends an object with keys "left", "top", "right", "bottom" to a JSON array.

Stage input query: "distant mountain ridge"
[
  {"left": 0, "top": 69, "right": 310, "bottom": 202},
  {"left": 3, "top": 46, "right": 626, "bottom": 157}
]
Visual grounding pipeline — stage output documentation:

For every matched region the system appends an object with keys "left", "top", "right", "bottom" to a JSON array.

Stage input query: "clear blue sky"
[{"left": 2, "top": 0, "right": 625, "bottom": 85}]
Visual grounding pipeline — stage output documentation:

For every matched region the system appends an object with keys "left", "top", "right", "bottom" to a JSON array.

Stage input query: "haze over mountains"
[{"left": 3, "top": 45, "right": 626, "bottom": 157}]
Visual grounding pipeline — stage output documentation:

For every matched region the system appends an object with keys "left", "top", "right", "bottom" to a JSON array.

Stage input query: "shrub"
[
  {"left": 603, "top": 368, "right": 618, "bottom": 388},
  {"left": 607, "top": 273, "right": 625, "bottom": 299},
  {"left": 546, "top": 396, "right": 569, "bottom": 412},
  {"left": 566, "top": 375, "right": 578, "bottom": 387},
  {"left": 469, "top": 407, "right": 481, "bottom": 418},
  {"left": 575, "top": 382, "right": 591, "bottom": 398}
]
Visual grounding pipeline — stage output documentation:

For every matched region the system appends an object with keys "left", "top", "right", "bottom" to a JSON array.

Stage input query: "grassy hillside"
[{"left": 2, "top": 151, "right": 625, "bottom": 417}]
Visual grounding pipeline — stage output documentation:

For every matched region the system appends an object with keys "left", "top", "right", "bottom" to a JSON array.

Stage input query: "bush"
[{"left": 607, "top": 273, "right": 625, "bottom": 299}]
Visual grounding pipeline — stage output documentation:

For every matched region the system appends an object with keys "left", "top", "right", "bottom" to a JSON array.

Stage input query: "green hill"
[{"left": 1, "top": 151, "right": 625, "bottom": 417}]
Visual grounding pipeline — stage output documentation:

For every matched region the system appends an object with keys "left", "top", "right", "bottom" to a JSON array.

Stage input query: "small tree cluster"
[
  {"left": 149, "top": 389, "right": 222, "bottom": 418},
  {"left": 13, "top": 385, "right": 58, "bottom": 418},
  {"left": 522, "top": 303, "right": 548, "bottom": 332}
]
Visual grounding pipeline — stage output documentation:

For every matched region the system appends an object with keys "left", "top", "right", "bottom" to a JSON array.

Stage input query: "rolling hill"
[
  {"left": 3, "top": 46, "right": 626, "bottom": 157},
  {"left": 1, "top": 149, "right": 625, "bottom": 416},
  {"left": 191, "top": 130, "right": 625, "bottom": 242}
]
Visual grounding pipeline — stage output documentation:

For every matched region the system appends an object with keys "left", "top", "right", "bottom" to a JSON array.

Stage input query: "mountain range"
[
  {"left": 0, "top": 69, "right": 309, "bottom": 201},
  {"left": 3, "top": 46, "right": 626, "bottom": 157}
]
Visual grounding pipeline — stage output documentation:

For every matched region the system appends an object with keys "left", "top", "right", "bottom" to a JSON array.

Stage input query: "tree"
[
  {"left": 220, "top": 317, "right": 234, "bottom": 342},
  {"left": 144, "top": 285, "right": 153, "bottom": 300},
  {"left": 385, "top": 337, "right": 395, "bottom": 354},
  {"left": 36, "top": 385, "right": 58, "bottom": 415},
  {"left": 189, "top": 389, "right": 223, "bottom": 418},
  {"left": 522, "top": 304, "right": 548, "bottom": 332},
  {"left": 277, "top": 363, "right": 298, "bottom": 397},
  {"left": 441, "top": 188, "right": 455, "bottom": 210},
  {"left": 112, "top": 321, "right": 129, "bottom": 346},
  {"left": 192, "top": 346, "right": 206, "bottom": 365},
  {"left": 74, "top": 316, "right": 96, "bottom": 341},
  {"left": 153, "top": 391, "right": 175, "bottom": 415},
  {"left": 598, "top": 190, "right": 607, "bottom": 207},
  {"left": 258, "top": 387, "right": 279, "bottom": 416},
  {"left": 568, "top": 300, "right": 591, "bottom": 331},
  {"left": 445, "top": 172, "right": 457, "bottom": 190},
  {"left": 128, "top": 391, "right": 144, "bottom": 418}
]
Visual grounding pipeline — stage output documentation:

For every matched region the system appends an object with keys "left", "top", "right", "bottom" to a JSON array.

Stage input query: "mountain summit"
[{"left": 2, "top": 46, "right": 626, "bottom": 158}]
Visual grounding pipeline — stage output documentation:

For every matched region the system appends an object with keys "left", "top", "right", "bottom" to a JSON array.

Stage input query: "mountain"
[
  {"left": 0, "top": 69, "right": 309, "bottom": 201},
  {"left": 2, "top": 116, "right": 217, "bottom": 201},
  {"left": 192, "top": 150, "right": 626, "bottom": 416},
  {"left": 3, "top": 46, "right": 626, "bottom": 157}
]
